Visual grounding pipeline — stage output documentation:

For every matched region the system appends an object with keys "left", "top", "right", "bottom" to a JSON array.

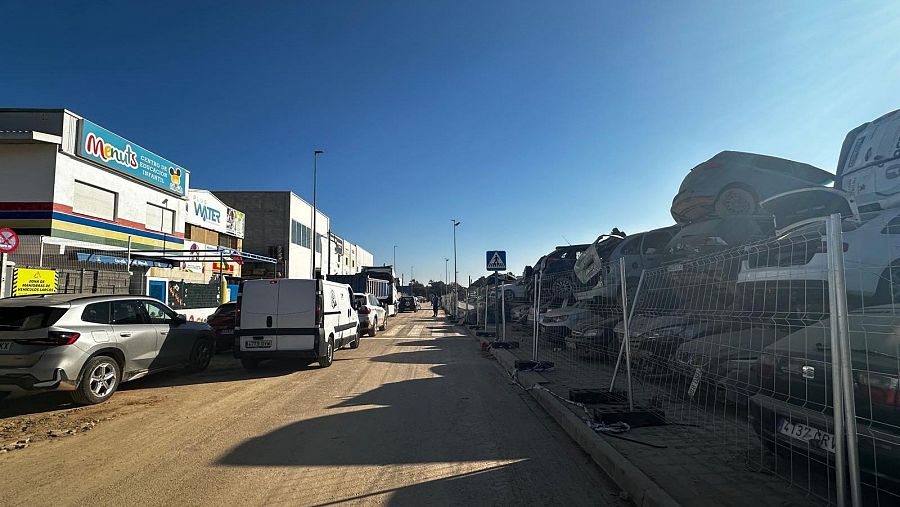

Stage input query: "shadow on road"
[{"left": 0, "top": 356, "right": 301, "bottom": 418}]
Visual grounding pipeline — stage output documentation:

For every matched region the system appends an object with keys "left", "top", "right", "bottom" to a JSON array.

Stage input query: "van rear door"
[
  {"left": 275, "top": 279, "right": 317, "bottom": 351},
  {"left": 238, "top": 280, "right": 278, "bottom": 352}
]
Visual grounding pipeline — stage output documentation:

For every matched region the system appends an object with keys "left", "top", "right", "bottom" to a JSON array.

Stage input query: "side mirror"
[{"left": 174, "top": 314, "right": 187, "bottom": 325}]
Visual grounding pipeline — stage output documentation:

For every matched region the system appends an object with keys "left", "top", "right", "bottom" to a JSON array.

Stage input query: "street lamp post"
[
  {"left": 452, "top": 219, "right": 460, "bottom": 320},
  {"left": 393, "top": 245, "right": 397, "bottom": 271},
  {"left": 311, "top": 149, "right": 324, "bottom": 279},
  {"left": 445, "top": 257, "right": 449, "bottom": 299}
]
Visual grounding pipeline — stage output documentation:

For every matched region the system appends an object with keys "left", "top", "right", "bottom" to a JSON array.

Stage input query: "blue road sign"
[{"left": 486, "top": 250, "right": 507, "bottom": 271}]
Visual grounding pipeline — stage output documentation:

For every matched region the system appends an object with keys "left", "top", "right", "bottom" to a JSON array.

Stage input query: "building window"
[
  {"left": 315, "top": 233, "right": 324, "bottom": 254},
  {"left": 219, "top": 235, "right": 237, "bottom": 249},
  {"left": 186, "top": 224, "right": 218, "bottom": 245},
  {"left": 147, "top": 203, "right": 175, "bottom": 234},
  {"left": 291, "top": 220, "right": 312, "bottom": 248},
  {"left": 73, "top": 181, "right": 117, "bottom": 221}
]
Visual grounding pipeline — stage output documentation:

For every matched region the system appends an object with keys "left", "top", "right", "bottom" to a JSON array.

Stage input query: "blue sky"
[{"left": 2, "top": 1, "right": 899, "bottom": 284}]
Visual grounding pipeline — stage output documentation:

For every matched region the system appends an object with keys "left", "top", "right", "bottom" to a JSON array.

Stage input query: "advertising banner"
[
  {"left": 77, "top": 119, "right": 187, "bottom": 196},
  {"left": 188, "top": 190, "right": 245, "bottom": 239},
  {"left": 226, "top": 208, "right": 245, "bottom": 238},
  {"left": 12, "top": 268, "right": 58, "bottom": 296}
]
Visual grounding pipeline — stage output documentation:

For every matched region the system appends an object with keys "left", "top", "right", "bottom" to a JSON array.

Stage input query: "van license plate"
[
  {"left": 777, "top": 418, "right": 835, "bottom": 453},
  {"left": 0, "top": 342, "right": 10, "bottom": 351},
  {"left": 245, "top": 339, "right": 272, "bottom": 349}
]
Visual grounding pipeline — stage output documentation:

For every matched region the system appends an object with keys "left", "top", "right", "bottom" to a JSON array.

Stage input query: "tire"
[
  {"left": 349, "top": 332, "right": 360, "bottom": 349},
  {"left": 241, "top": 358, "right": 260, "bottom": 371},
  {"left": 379, "top": 318, "right": 386, "bottom": 331},
  {"left": 504, "top": 290, "right": 515, "bottom": 301},
  {"left": 319, "top": 336, "right": 334, "bottom": 368},
  {"left": 714, "top": 186, "right": 757, "bottom": 216},
  {"left": 368, "top": 318, "right": 378, "bottom": 337},
  {"left": 550, "top": 278, "right": 574, "bottom": 299},
  {"left": 71, "top": 355, "right": 121, "bottom": 405},
  {"left": 186, "top": 338, "right": 213, "bottom": 372}
]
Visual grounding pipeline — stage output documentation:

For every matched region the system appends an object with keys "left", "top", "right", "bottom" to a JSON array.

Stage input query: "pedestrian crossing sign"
[{"left": 486, "top": 250, "right": 507, "bottom": 271}]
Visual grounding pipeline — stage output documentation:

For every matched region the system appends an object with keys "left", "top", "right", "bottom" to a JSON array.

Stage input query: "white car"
[
  {"left": 539, "top": 301, "right": 596, "bottom": 343},
  {"left": 736, "top": 187, "right": 900, "bottom": 308},
  {"left": 235, "top": 279, "right": 360, "bottom": 370},
  {"left": 354, "top": 293, "right": 387, "bottom": 337}
]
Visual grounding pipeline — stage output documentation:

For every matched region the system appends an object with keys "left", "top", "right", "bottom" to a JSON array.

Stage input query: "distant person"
[
  {"left": 611, "top": 227, "right": 626, "bottom": 237},
  {"left": 431, "top": 294, "right": 439, "bottom": 317}
]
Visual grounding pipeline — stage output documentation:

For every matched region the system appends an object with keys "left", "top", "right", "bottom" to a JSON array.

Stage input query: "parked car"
[
  {"left": 399, "top": 296, "right": 419, "bottom": 312},
  {"left": 565, "top": 313, "right": 623, "bottom": 360},
  {"left": 539, "top": 301, "right": 596, "bottom": 343},
  {"left": 206, "top": 301, "right": 236, "bottom": 351},
  {"left": 619, "top": 314, "right": 746, "bottom": 374},
  {"left": 593, "top": 226, "right": 680, "bottom": 304},
  {"left": 671, "top": 151, "right": 834, "bottom": 225},
  {"left": 235, "top": 279, "right": 359, "bottom": 370},
  {"left": 500, "top": 281, "right": 527, "bottom": 302},
  {"left": 836, "top": 107, "right": 900, "bottom": 212},
  {"left": 750, "top": 306, "right": 900, "bottom": 494},
  {"left": 378, "top": 296, "right": 397, "bottom": 317},
  {"left": 0, "top": 294, "right": 214, "bottom": 405},
  {"left": 354, "top": 293, "right": 387, "bottom": 337},
  {"left": 527, "top": 244, "right": 591, "bottom": 301},
  {"left": 572, "top": 234, "right": 626, "bottom": 300},
  {"left": 737, "top": 198, "right": 900, "bottom": 313},
  {"left": 673, "top": 324, "right": 791, "bottom": 402}
]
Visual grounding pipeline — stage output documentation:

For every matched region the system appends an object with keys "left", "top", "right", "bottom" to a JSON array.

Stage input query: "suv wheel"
[
  {"left": 714, "top": 186, "right": 757, "bottom": 216},
  {"left": 187, "top": 339, "right": 213, "bottom": 372},
  {"left": 319, "top": 336, "right": 334, "bottom": 368},
  {"left": 874, "top": 262, "right": 900, "bottom": 305},
  {"left": 349, "top": 331, "right": 361, "bottom": 349},
  {"left": 368, "top": 318, "right": 378, "bottom": 337},
  {"left": 72, "top": 356, "right": 120, "bottom": 405},
  {"left": 379, "top": 318, "right": 386, "bottom": 331}
]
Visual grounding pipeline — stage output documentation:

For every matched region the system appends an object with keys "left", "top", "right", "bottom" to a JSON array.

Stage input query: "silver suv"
[{"left": 0, "top": 294, "right": 215, "bottom": 404}]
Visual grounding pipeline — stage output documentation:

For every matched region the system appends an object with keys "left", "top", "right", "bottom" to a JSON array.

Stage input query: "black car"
[
  {"left": 398, "top": 296, "right": 418, "bottom": 312},
  {"left": 750, "top": 306, "right": 900, "bottom": 499}
]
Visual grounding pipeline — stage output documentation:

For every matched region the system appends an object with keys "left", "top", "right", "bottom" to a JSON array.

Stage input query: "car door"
[
  {"left": 369, "top": 294, "right": 384, "bottom": 326},
  {"left": 142, "top": 300, "right": 193, "bottom": 369},
  {"left": 111, "top": 299, "right": 158, "bottom": 373}
]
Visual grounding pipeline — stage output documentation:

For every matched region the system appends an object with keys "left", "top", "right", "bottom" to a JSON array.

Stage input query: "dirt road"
[{"left": 0, "top": 311, "right": 624, "bottom": 506}]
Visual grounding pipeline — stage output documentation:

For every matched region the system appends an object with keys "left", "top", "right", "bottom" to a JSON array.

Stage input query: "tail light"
[
  {"left": 316, "top": 293, "right": 324, "bottom": 326},
  {"left": 358, "top": 306, "right": 371, "bottom": 315},
  {"left": 235, "top": 282, "right": 244, "bottom": 327},
  {"left": 18, "top": 331, "right": 81, "bottom": 346},
  {"left": 856, "top": 371, "right": 900, "bottom": 407}
]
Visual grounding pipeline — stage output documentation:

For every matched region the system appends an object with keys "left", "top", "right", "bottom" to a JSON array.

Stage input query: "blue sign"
[
  {"left": 486, "top": 250, "right": 507, "bottom": 271},
  {"left": 76, "top": 119, "right": 188, "bottom": 196}
]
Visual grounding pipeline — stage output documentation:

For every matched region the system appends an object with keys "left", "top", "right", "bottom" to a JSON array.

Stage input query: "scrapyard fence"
[{"left": 494, "top": 213, "right": 899, "bottom": 506}]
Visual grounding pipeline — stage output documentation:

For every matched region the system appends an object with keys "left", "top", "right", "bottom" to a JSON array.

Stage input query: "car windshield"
[{"left": 0, "top": 306, "right": 67, "bottom": 330}]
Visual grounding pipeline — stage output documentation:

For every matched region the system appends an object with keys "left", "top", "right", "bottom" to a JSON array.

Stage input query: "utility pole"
[
  {"left": 393, "top": 245, "right": 397, "bottom": 270},
  {"left": 311, "top": 149, "right": 323, "bottom": 278}
]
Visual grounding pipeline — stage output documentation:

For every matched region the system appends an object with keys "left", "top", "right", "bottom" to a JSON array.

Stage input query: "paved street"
[{"left": 0, "top": 311, "right": 624, "bottom": 506}]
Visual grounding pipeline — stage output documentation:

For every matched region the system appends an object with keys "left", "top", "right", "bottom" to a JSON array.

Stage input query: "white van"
[{"left": 234, "top": 279, "right": 360, "bottom": 370}]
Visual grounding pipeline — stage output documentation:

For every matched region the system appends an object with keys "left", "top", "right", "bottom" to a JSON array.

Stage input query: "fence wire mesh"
[{"left": 490, "top": 212, "right": 900, "bottom": 506}]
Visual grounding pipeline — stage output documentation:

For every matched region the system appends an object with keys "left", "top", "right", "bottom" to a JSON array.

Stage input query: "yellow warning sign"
[{"left": 12, "top": 268, "right": 58, "bottom": 296}]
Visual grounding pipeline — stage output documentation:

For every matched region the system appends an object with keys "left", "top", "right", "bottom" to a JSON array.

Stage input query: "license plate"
[
  {"left": 244, "top": 338, "right": 272, "bottom": 349},
  {"left": 0, "top": 342, "right": 10, "bottom": 351},
  {"left": 778, "top": 418, "right": 835, "bottom": 453},
  {"left": 220, "top": 329, "right": 233, "bottom": 335}
]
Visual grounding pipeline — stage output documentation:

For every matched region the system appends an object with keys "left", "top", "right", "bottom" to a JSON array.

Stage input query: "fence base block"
[
  {"left": 569, "top": 389, "right": 627, "bottom": 404},
  {"left": 475, "top": 330, "right": 497, "bottom": 337},
  {"left": 514, "top": 360, "right": 554, "bottom": 371},
  {"left": 594, "top": 409, "right": 667, "bottom": 429},
  {"left": 490, "top": 340, "right": 519, "bottom": 349}
]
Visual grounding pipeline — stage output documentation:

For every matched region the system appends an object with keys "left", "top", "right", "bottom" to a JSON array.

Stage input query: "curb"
[{"left": 457, "top": 323, "right": 681, "bottom": 507}]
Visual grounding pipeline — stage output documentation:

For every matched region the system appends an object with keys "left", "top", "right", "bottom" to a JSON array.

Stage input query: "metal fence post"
[
  {"left": 826, "top": 213, "right": 862, "bottom": 506},
  {"left": 38, "top": 235, "right": 44, "bottom": 268},
  {"left": 501, "top": 276, "right": 506, "bottom": 342},
  {"left": 532, "top": 272, "right": 541, "bottom": 361},
  {"left": 616, "top": 261, "right": 638, "bottom": 411}
]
